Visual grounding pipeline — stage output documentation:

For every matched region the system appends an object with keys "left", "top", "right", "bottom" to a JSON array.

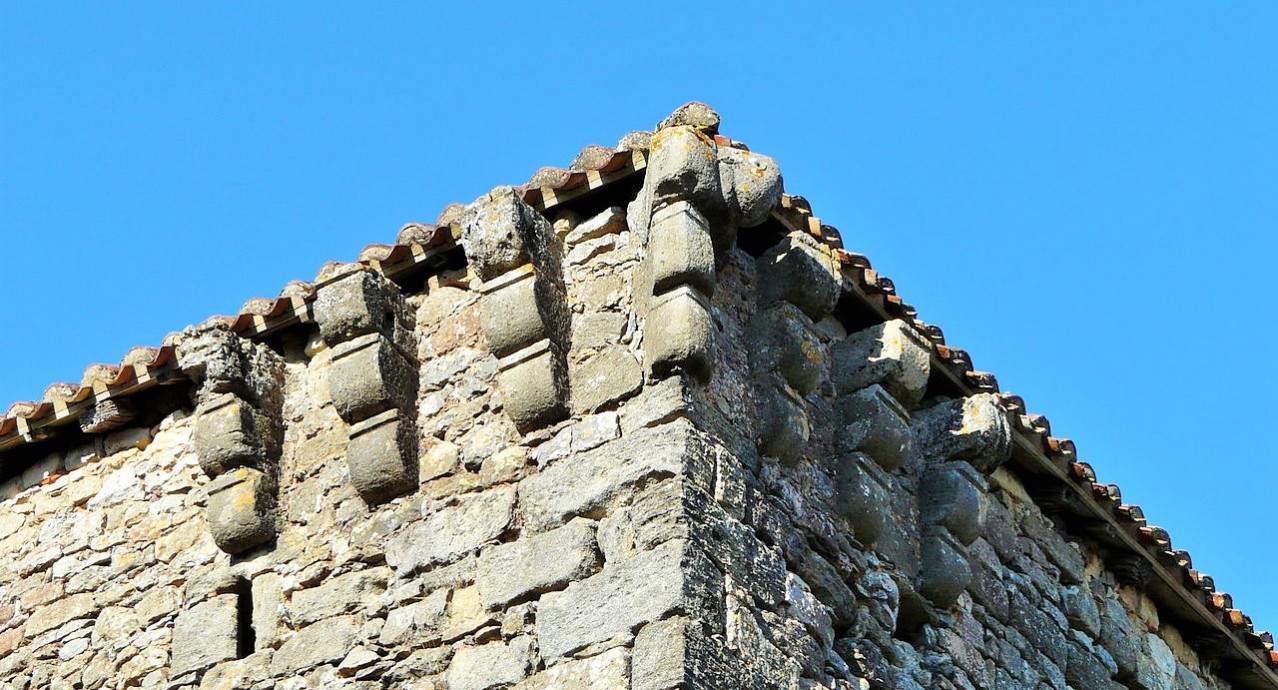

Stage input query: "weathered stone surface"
[
  {"left": 833, "top": 452, "right": 892, "bottom": 545},
  {"left": 656, "top": 102, "right": 720, "bottom": 134},
  {"left": 516, "top": 646, "right": 628, "bottom": 690},
  {"left": 497, "top": 343, "right": 568, "bottom": 431},
  {"left": 643, "top": 286, "right": 714, "bottom": 381},
  {"left": 291, "top": 567, "right": 390, "bottom": 626},
  {"left": 379, "top": 588, "right": 448, "bottom": 646},
  {"left": 649, "top": 201, "right": 716, "bottom": 296},
  {"left": 751, "top": 303, "right": 824, "bottom": 396},
  {"left": 570, "top": 345, "right": 643, "bottom": 413},
  {"left": 172, "top": 595, "right": 239, "bottom": 676},
  {"left": 719, "top": 146, "right": 783, "bottom": 228},
  {"left": 479, "top": 267, "right": 548, "bottom": 357},
  {"left": 194, "top": 393, "right": 269, "bottom": 477},
  {"left": 24, "top": 591, "right": 93, "bottom": 639},
  {"left": 460, "top": 186, "right": 546, "bottom": 281},
  {"left": 643, "top": 126, "right": 723, "bottom": 218},
  {"left": 328, "top": 333, "right": 417, "bottom": 423},
  {"left": 449, "top": 636, "right": 535, "bottom": 690},
  {"left": 538, "top": 541, "right": 713, "bottom": 660},
  {"left": 477, "top": 518, "right": 600, "bottom": 610},
  {"left": 269, "top": 615, "right": 360, "bottom": 675},
  {"left": 832, "top": 320, "right": 931, "bottom": 408},
  {"left": 346, "top": 410, "right": 417, "bottom": 504},
  {"left": 314, "top": 266, "right": 414, "bottom": 351},
  {"left": 920, "top": 462, "right": 986, "bottom": 545},
  {"left": 206, "top": 466, "right": 275, "bottom": 554},
  {"left": 519, "top": 420, "right": 712, "bottom": 532},
  {"left": 755, "top": 378, "right": 809, "bottom": 463},
  {"left": 919, "top": 527, "right": 971, "bottom": 607},
  {"left": 838, "top": 384, "right": 912, "bottom": 471},
  {"left": 913, "top": 393, "right": 1012, "bottom": 472},
  {"left": 757, "top": 231, "right": 841, "bottom": 320},
  {"left": 386, "top": 487, "right": 516, "bottom": 573}
]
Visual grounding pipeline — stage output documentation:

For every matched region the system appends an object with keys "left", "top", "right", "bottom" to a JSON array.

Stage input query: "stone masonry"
[{"left": 0, "top": 103, "right": 1273, "bottom": 689}]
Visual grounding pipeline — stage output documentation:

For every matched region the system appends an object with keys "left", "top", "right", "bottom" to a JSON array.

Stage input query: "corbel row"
[
  {"left": 313, "top": 265, "right": 420, "bottom": 504},
  {"left": 911, "top": 392, "right": 1013, "bottom": 607},
  {"left": 178, "top": 323, "right": 285, "bottom": 555},
  {"left": 828, "top": 320, "right": 932, "bottom": 546},
  {"left": 459, "top": 187, "right": 571, "bottom": 432},
  {"left": 750, "top": 232, "right": 842, "bottom": 462},
  {"left": 629, "top": 122, "right": 783, "bottom": 384}
]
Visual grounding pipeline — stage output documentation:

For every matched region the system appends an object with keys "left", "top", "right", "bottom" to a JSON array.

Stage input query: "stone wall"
[{"left": 0, "top": 108, "right": 1257, "bottom": 690}]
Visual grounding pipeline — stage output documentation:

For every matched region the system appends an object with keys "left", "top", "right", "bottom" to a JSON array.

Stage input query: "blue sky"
[{"left": 3, "top": 4, "right": 1276, "bottom": 630}]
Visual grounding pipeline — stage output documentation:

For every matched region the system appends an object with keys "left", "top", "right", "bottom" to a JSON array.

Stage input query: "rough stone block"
[
  {"left": 78, "top": 397, "right": 137, "bottom": 434},
  {"left": 496, "top": 341, "right": 568, "bottom": 431},
  {"left": 385, "top": 487, "right": 515, "bottom": 574},
  {"left": 175, "top": 321, "right": 283, "bottom": 402},
  {"left": 329, "top": 333, "right": 417, "bottom": 424},
  {"left": 757, "top": 231, "right": 841, "bottom": 320},
  {"left": 570, "top": 345, "right": 643, "bottom": 413},
  {"left": 314, "top": 266, "right": 414, "bottom": 351},
  {"left": 538, "top": 540, "right": 714, "bottom": 660},
  {"left": 919, "top": 526, "right": 972, "bottom": 608},
  {"left": 643, "top": 286, "right": 714, "bottom": 381},
  {"left": 831, "top": 319, "right": 931, "bottom": 408},
  {"left": 718, "top": 146, "right": 783, "bottom": 228},
  {"left": 194, "top": 393, "right": 268, "bottom": 477},
  {"left": 649, "top": 201, "right": 716, "bottom": 296},
  {"left": 346, "top": 409, "right": 417, "bottom": 504},
  {"left": 833, "top": 452, "right": 892, "bottom": 545},
  {"left": 756, "top": 378, "right": 809, "bottom": 464},
  {"left": 25, "top": 591, "right": 95, "bottom": 637},
  {"left": 477, "top": 518, "right": 601, "bottom": 610},
  {"left": 519, "top": 420, "right": 714, "bottom": 533},
  {"left": 379, "top": 588, "right": 448, "bottom": 646},
  {"left": 479, "top": 266, "right": 549, "bottom": 357},
  {"left": 171, "top": 594, "right": 239, "bottom": 676},
  {"left": 838, "top": 384, "right": 913, "bottom": 471},
  {"left": 460, "top": 186, "right": 546, "bottom": 281},
  {"left": 620, "top": 374, "right": 696, "bottom": 434},
  {"left": 920, "top": 462, "right": 986, "bottom": 546},
  {"left": 206, "top": 467, "right": 276, "bottom": 554},
  {"left": 751, "top": 303, "right": 824, "bottom": 396},
  {"left": 644, "top": 126, "right": 724, "bottom": 221},
  {"left": 913, "top": 393, "right": 1012, "bottom": 472},
  {"left": 1064, "top": 585, "right": 1102, "bottom": 638},
  {"left": 517, "top": 647, "right": 629, "bottom": 690},
  {"left": 448, "top": 636, "right": 535, "bottom": 690},
  {"left": 269, "top": 614, "right": 360, "bottom": 675},
  {"left": 290, "top": 567, "right": 391, "bottom": 626}
]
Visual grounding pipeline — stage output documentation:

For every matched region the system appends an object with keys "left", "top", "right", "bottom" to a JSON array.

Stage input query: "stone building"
[{"left": 0, "top": 103, "right": 1273, "bottom": 690}]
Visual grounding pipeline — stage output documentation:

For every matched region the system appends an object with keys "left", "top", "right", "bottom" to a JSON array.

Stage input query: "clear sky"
[{"left": 3, "top": 4, "right": 1276, "bottom": 631}]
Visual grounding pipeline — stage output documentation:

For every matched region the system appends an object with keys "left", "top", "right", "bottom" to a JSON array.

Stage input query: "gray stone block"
[
  {"left": 757, "top": 231, "right": 841, "bottom": 320},
  {"left": 476, "top": 518, "right": 600, "bottom": 610},
  {"left": 718, "top": 146, "right": 783, "bottom": 228},
  {"left": 479, "top": 266, "right": 548, "bottom": 357},
  {"left": 919, "top": 526, "right": 972, "bottom": 608},
  {"left": 1063, "top": 585, "right": 1102, "bottom": 638},
  {"left": 291, "top": 567, "right": 391, "bottom": 626},
  {"left": 570, "top": 345, "right": 643, "bottom": 413},
  {"left": 171, "top": 594, "right": 240, "bottom": 676},
  {"left": 314, "top": 266, "right": 414, "bottom": 351},
  {"left": 649, "top": 201, "right": 716, "bottom": 296},
  {"left": 269, "top": 614, "right": 360, "bottom": 675},
  {"left": 175, "top": 320, "right": 284, "bottom": 403},
  {"left": 644, "top": 125, "right": 725, "bottom": 221},
  {"left": 460, "top": 186, "right": 543, "bottom": 281},
  {"left": 838, "top": 384, "right": 913, "bottom": 471},
  {"left": 831, "top": 320, "right": 932, "bottom": 408},
  {"left": 385, "top": 487, "right": 515, "bottom": 574},
  {"left": 78, "top": 397, "right": 137, "bottom": 434},
  {"left": 346, "top": 409, "right": 417, "bottom": 504},
  {"left": 448, "top": 637, "right": 535, "bottom": 690},
  {"left": 643, "top": 285, "right": 714, "bottom": 381},
  {"left": 756, "top": 378, "right": 809, "bottom": 464},
  {"left": 620, "top": 374, "right": 696, "bottom": 434},
  {"left": 751, "top": 303, "right": 824, "bottom": 396},
  {"left": 538, "top": 540, "right": 719, "bottom": 660},
  {"left": 194, "top": 392, "right": 268, "bottom": 477},
  {"left": 920, "top": 462, "right": 986, "bottom": 546},
  {"left": 519, "top": 420, "right": 714, "bottom": 533},
  {"left": 913, "top": 393, "right": 1012, "bottom": 472},
  {"left": 833, "top": 452, "right": 892, "bottom": 545},
  {"left": 496, "top": 341, "right": 568, "bottom": 431},
  {"left": 329, "top": 333, "right": 417, "bottom": 424},
  {"left": 206, "top": 466, "right": 276, "bottom": 554}
]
